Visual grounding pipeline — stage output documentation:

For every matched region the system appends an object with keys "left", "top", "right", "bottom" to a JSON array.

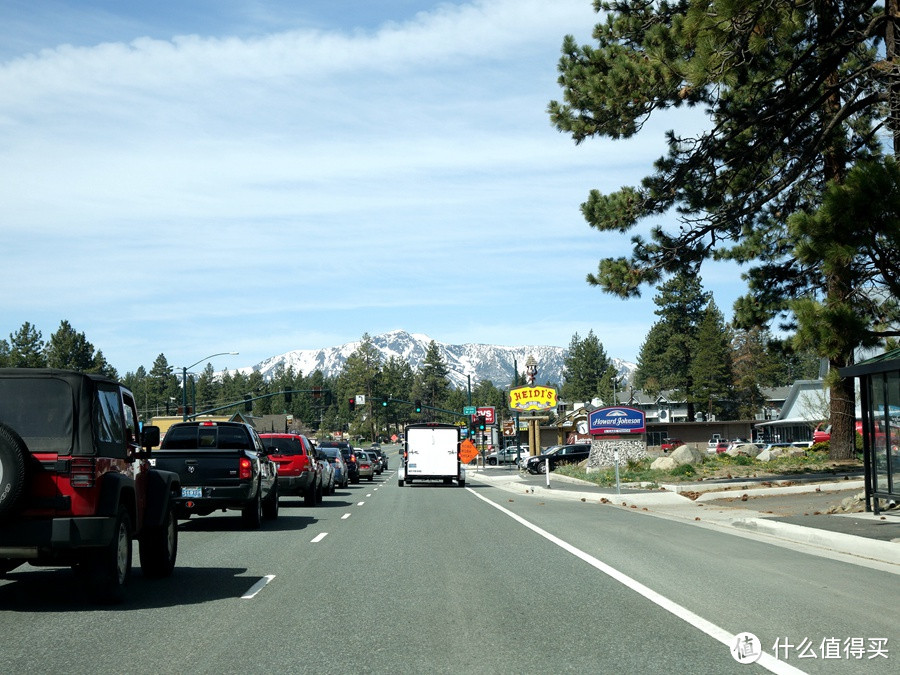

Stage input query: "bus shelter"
[{"left": 840, "top": 349, "right": 900, "bottom": 515}]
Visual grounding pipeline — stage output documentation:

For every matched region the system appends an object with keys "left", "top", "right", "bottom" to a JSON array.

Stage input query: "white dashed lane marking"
[{"left": 241, "top": 575, "right": 275, "bottom": 599}]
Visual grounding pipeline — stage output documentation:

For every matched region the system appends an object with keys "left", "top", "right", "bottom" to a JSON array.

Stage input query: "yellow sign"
[
  {"left": 508, "top": 385, "right": 557, "bottom": 412},
  {"left": 459, "top": 439, "right": 479, "bottom": 464}
]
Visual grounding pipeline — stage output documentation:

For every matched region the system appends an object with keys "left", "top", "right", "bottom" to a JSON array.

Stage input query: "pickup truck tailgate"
[{"left": 152, "top": 449, "right": 246, "bottom": 486}]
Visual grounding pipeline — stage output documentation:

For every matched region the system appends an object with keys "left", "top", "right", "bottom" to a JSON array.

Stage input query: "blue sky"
[{"left": 0, "top": 0, "right": 745, "bottom": 375}]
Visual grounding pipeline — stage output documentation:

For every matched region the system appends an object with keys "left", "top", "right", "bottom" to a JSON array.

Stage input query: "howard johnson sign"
[{"left": 588, "top": 406, "right": 646, "bottom": 435}]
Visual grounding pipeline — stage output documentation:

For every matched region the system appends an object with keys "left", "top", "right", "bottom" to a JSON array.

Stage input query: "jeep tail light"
[
  {"left": 70, "top": 457, "right": 96, "bottom": 488},
  {"left": 239, "top": 457, "right": 252, "bottom": 480}
]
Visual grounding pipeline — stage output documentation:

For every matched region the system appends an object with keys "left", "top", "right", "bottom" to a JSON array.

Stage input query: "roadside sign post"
[{"left": 614, "top": 448, "right": 621, "bottom": 495}]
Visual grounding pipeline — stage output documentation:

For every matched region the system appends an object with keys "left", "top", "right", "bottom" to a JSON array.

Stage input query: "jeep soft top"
[{"left": 0, "top": 368, "right": 179, "bottom": 603}]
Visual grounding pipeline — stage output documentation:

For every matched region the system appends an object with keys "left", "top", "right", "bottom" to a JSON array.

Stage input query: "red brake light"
[
  {"left": 70, "top": 457, "right": 96, "bottom": 488},
  {"left": 200, "top": 421, "right": 216, "bottom": 426},
  {"left": 239, "top": 457, "right": 252, "bottom": 480}
]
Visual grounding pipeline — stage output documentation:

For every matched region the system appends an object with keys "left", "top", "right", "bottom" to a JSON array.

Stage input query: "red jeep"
[{"left": 0, "top": 368, "right": 180, "bottom": 603}]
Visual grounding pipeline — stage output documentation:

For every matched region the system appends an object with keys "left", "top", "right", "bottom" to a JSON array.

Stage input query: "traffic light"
[
  {"left": 243, "top": 394, "right": 252, "bottom": 412},
  {"left": 476, "top": 415, "right": 486, "bottom": 431},
  {"left": 348, "top": 397, "right": 355, "bottom": 412},
  {"left": 382, "top": 398, "right": 389, "bottom": 408},
  {"left": 414, "top": 399, "right": 422, "bottom": 413},
  {"left": 284, "top": 390, "right": 292, "bottom": 404}
]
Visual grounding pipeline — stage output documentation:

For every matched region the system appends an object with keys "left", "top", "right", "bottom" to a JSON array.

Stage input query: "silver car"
[
  {"left": 355, "top": 449, "right": 375, "bottom": 481},
  {"left": 486, "top": 446, "right": 526, "bottom": 465}
]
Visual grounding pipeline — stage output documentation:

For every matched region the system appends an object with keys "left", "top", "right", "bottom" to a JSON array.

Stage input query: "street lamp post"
[{"left": 181, "top": 352, "right": 239, "bottom": 420}]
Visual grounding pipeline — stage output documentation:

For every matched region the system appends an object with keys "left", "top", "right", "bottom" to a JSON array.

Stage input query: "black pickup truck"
[{"left": 153, "top": 421, "right": 279, "bottom": 529}]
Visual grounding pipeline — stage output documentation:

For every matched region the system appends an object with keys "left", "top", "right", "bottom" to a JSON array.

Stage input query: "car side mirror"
[{"left": 141, "top": 425, "right": 160, "bottom": 450}]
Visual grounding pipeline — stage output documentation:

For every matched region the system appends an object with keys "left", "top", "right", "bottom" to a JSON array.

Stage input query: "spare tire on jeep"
[{"left": 0, "top": 422, "right": 30, "bottom": 518}]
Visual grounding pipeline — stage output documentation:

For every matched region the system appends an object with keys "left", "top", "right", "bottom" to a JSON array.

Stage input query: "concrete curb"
[
  {"left": 693, "top": 480, "right": 865, "bottom": 502},
  {"left": 731, "top": 517, "right": 900, "bottom": 565}
]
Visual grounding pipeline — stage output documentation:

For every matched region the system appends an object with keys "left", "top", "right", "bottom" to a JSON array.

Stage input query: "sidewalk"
[{"left": 466, "top": 465, "right": 900, "bottom": 567}]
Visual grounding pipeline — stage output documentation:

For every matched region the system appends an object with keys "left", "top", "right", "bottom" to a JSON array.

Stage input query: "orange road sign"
[{"left": 459, "top": 439, "right": 479, "bottom": 464}]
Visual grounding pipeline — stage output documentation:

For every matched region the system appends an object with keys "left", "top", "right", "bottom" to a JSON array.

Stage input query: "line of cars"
[
  {"left": 154, "top": 424, "right": 392, "bottom": 529},
  {"left": 260, "top": 437, "right": 388, "bottom": 499},
  {"left": 0, "top": 368, "right": 394, "bottom": 605}
]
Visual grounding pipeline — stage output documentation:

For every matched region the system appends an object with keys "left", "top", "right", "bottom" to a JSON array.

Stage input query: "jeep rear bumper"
[{"left": 0, "top": 517, "right": 116, "bottom": 559}]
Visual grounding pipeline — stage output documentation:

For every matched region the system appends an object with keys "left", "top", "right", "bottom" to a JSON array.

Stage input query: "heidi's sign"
[
  {"left": 588, "top": 406, "right": 645, "bottom": 435},
  {"left": 508, "top": 385, "right": 557, "bottom": 412}
]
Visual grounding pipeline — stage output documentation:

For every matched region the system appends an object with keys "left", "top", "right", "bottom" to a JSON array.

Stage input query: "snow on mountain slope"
[{"left": 242, "top": 330, "right": 636, "bottom": 390}]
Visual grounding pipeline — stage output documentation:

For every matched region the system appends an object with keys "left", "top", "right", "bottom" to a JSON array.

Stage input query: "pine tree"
[
  {"left": 45, "top": 320, "right": 97, "bottom": 371},
  {"left": 148, "top": 354, "right": 179, "bottom": 415},
  {"left": 123, "top": 366, "right": 150, "bottom": 419},
  {"left": 193, "top": 363, "right": 218, "bottom": 414},
  {"left": 560, "top": 330, "right": 612, "bottom": 403},
  {"left": 632, "top": 273, "right": 710, "bottom": 418},
  {"left": 415, "top": 340, "right": 452, "bottom": 416},
  {"left": 340, "top": 334, "right": 384, "bottom": 440},
  {"left": 689, "top": 300, "right": 734, "bottom": 419},
  {"left": 549, "top": 0, "right": 897, "bottom": 458},
  {"left": 7, "top": 322, "right": 46, "bottom": 368}
]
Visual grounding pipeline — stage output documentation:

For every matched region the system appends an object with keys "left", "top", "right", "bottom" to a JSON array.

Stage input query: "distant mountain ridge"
[{"left": 243, "top": 330, "right": 636, "bottom": 392}]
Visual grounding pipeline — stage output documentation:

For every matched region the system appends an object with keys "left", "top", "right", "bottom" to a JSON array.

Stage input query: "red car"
[
  {"left": 259, "top": 433, "right": 322, "bottom": 505},
  {"left": 813, "top": 422, "right": 831, "bottom": 444},
  {"left": 813, "top": 421, "right": 863, "bottom": 444},
  {"left": 715, "top": 441, "right": 730, "bottom": 454},
  {"left": 660, "top": 438, "right": 683, "bottom": 453}
]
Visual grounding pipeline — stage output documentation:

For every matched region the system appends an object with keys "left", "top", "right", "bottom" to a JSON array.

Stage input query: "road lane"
[
  {"left": 2, "top": 470, "right": 890, "bottom": 673},
  {"left": 468, "top": 481, "right": 898, "bottom": 674}
]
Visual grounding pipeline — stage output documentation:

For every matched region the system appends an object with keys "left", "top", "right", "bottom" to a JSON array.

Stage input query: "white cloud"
[{"left": 1, "top": 1, "right": 743, "bottom": 373}]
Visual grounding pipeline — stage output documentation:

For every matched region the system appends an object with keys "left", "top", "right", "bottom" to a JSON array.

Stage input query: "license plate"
[{"left": 181, "top": 487, "right": 202, "bottom": 498}]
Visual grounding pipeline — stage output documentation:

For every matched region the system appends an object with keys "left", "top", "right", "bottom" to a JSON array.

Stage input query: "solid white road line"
[
  {"left": 466, "top": 488, "right": 805, "bottom": 675},
  {"left": 241, "top": 574, "right": 275, "bottom": 599}
]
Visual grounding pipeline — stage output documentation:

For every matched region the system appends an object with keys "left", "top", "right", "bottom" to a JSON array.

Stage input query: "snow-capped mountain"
[{"left": 243, "top": 330, "right": 636, "bottom": 391}]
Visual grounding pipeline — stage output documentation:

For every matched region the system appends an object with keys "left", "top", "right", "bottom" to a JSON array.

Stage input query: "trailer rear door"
[{"left": 406, "top": 426, "right": 458, "bottom": 477}]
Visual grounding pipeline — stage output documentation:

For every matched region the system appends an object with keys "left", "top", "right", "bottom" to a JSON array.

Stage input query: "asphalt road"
[{"left": 1, "top": 454, "right": 897, "bottom": 674}]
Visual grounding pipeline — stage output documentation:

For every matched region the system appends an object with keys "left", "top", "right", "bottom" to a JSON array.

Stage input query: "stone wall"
[{"left": 586, "top": 437, "right": 648, "bottom": 472}]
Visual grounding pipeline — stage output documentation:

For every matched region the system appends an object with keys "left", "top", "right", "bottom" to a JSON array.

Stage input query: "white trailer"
[{"left": 398, "top": 423, "right": 465, "bottom": 487}]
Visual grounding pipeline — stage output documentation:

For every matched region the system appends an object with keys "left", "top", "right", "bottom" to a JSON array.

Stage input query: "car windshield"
[
  {"left": 262, "top": 437, "right": 303, "bottom": 455},
  {"left": 162, "top": 424, "right": 251, "bottom": 450}
]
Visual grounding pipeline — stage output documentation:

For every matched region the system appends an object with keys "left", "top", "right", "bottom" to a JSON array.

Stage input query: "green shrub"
[
  {"left": 669, "top": 463, "right": 696, "bottom": 477},
  {"left": 626, "top": 457, "right": 650, "bottom": 472}
]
